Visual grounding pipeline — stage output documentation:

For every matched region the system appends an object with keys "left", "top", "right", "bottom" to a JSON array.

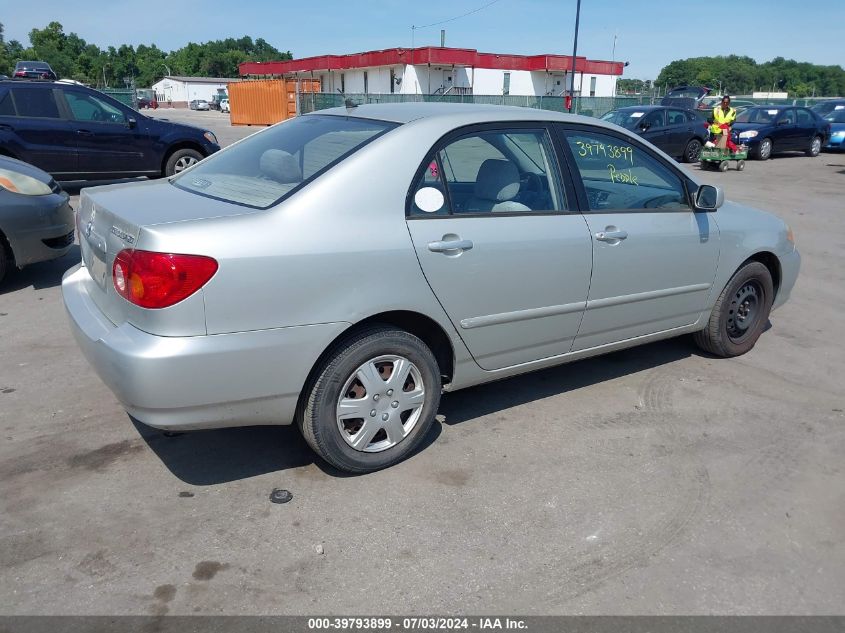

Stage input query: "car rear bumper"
[
  {"left": 62, "top": 265, "right": 350, "bottom": 430},
  {"left": 773, "top": 248, "right": 800, "bottom": 311}
]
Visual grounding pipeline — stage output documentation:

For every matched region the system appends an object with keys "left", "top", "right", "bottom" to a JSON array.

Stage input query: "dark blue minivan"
[{"left": 0, "top": 80, "right": 220, "bottom": 179}]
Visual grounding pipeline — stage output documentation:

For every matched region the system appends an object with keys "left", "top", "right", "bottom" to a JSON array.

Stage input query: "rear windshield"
[
  {"left": 736, "top": 108, "right": 781, "bottom": 123},
  {"left": 600, "top": 110, "right": 644, "bottom": 129},
  {"left": 172, "top": 114, "right": 397, "bottom": 208}
]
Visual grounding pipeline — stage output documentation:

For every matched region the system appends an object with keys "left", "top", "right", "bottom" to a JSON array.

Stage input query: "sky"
[{"left": 3, "top": 0, "right": 844, "bottom": 80}]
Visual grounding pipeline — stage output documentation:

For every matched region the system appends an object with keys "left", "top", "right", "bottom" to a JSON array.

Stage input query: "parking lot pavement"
[{"left": 1, "top": 111, "right": 844, "bottom": 614}]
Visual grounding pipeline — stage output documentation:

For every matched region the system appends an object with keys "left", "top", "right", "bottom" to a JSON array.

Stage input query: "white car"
[
  {"left": 220, "top": 98, "right": 230, "bottom": 113},
  {"left": 190, "top": 100, "right": 210, "bottom": 111}
]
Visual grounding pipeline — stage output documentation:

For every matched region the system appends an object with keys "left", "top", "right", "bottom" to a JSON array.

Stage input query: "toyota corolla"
[{"left": 62, "top": 103, "right": 800, "bottom": 472}]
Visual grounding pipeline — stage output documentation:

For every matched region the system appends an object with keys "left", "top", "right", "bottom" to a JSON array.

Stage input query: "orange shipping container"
[{"left": 228, "top": 79, "right": 320, "bottom": 126}]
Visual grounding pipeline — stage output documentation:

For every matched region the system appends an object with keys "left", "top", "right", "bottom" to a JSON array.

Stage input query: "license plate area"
[{"left": 81, "top": 231, "right": 108, "bottom": 290}]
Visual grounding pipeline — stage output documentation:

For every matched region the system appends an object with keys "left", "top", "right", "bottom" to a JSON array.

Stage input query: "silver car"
[{"left": 62, "top": 104, "right": 800, "bottom": 473}]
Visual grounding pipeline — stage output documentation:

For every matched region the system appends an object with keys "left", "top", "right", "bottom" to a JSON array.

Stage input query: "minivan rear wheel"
[
  {"left": 298, "top": 326, "right": 441, "bottom": 473},
  {"left": 164, "top": 149, "right": 203, "bottom": 176}
]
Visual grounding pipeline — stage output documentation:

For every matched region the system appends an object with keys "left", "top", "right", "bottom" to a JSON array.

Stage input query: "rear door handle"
[
  {"left": 428, "top": 239, "right": 473, "bottom": 253},
  {"left": 0, "top": 123, "right": 13, "bottom": 131},
  {"left": 76, "top": 129, "right": 93, "bottom": 136},
  {"left": 595, "top": 229, "right": 628, "bottom": 242}
]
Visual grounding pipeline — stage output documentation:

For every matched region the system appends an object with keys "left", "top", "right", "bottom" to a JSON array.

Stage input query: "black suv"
[
  {"left": 13, "top": 61, "right": 58, "bottom": 80},
  {"left": 0, "top": 80, "right": 220, "bottom": 180}
]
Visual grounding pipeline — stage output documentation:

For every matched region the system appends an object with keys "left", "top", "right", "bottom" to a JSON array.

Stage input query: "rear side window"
[
  {"left": 173, "top": 114, "right": 397, "bottom": 208},
  {"left": 11, "top": 88, "right": 61, "bottom": 118},
  {"left": 65, "top": 91, "right": 126, "bottom": 124},
  {"left": 796, "top": 108, "right": 813, "bottom": 125},
  {"left": 410, "top": 128, "right": 566, "bottom": 216},
  {"left": 0, "top": 92, "right": 14, "bottom": 116},
  {"left": 564, "top": 129, "right": 690, "bottom": 212}
]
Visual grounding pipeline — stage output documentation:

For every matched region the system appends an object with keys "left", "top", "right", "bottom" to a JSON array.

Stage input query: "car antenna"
[{"left": 337, "top": 88, "right": 357, "bottom": 109}]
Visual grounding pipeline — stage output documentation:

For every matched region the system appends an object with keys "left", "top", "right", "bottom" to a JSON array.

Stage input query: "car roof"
[{"left": 312, "top": 102, "right": 607, "bottom": 126}]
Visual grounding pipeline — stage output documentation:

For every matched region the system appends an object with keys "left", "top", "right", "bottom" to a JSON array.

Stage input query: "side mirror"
[
  {"left": 695, "top": 184, "right": 724, "bottom": 212},
  {"left": 127, "top": 117, "right": 137, "bottom": 129},
  {"left": 640, "top": 123, "right": 650, "bottom": 131}
]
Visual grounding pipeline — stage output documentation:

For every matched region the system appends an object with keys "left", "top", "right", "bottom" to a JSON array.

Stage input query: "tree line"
[
  {"left": 654, "top": 55, "right": 844, "bottom": 98},
  {"left": 0, "top": 22, "right": 292, "bottom": 88}
]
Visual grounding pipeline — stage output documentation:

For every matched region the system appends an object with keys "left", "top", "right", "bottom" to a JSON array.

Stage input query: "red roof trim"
[{"left": 239, "top": 47, "right": 624, "bottom": 77}]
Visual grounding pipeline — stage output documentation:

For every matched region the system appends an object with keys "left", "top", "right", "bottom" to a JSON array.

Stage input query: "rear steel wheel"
[
  {"left": 299, "top": 326, "right": 441, "bottom": 473},
  {"left": 336, "top": 355, "right": 426, "bottom": 453}
]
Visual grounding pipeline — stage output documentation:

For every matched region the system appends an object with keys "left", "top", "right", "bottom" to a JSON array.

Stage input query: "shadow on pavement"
[
  {"left": 438, "top": 337, "right": 694, "bottom": 427},
  {"left": 132, "top": 338, "right": 694, "bottom": 484},
  {"left": 0, "top": 245, "right": 79, "bottom": 294}
]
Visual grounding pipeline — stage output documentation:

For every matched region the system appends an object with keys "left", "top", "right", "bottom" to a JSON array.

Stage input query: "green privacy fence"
[
  {"left": 99, "top": 88, "right": 136, "bottom": 108},
  {"left": 297, "top": 93, "right": 656, "bottom": 119},
  {"left": 298, "top": 92, "right": 836, "bottom": 120}
]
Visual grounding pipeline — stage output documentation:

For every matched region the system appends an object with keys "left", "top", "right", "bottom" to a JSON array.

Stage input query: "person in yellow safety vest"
[{"left": 708, "top": 95, "right": 738, "bottom": 151}]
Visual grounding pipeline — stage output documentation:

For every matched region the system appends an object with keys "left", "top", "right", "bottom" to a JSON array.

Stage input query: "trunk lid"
[{"left": 76, "top": 179, "right": 263, "bottom": 327}]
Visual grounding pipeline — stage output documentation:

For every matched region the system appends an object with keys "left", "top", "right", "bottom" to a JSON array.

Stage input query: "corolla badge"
[{"left": 110, "top": 226, "right": 136, "bottom": 244}]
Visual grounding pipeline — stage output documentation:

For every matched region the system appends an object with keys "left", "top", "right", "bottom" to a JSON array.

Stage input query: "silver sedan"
[{"left": 62, "top": 104, "right": 800, "bottom": 472}]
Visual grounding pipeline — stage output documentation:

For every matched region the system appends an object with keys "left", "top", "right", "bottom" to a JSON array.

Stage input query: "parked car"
[
  {"left": 660, "top": 85, "right": 711, "bottom": 111},
  {"left": 810, "top": 99, "right": 845, "bottom": 117},
  {"left": 601, "top": 105, "right": 707, "bottom": 162},
  {"left": 0, "top": 155, "right": 75, "bottom": 284},
  {"left": 0, "top": 79, "right": 220, "bottom": 179},
  {"left": 733, "top": 105, "right": 831, "bottom": 160},
  {"left": 137, "top": 96, "right": 157, "bottom": 109},
  {"left": 699, "top": 96, "right": 756, "bottom": 113},
  {"left": 13, "top": 61, "right": 58, "bottom": 80},
  {"left": 63, "top": 103, "right": 800, "bottom": 473},
  {"left": 822, "top": 109, "right": 845, "bottom": 151},
  {"left": 189, "top": 100, "right": 210, "bottom": 111},
  {"left": 220, "top": 98, "right": 230, "bottom": 114}
]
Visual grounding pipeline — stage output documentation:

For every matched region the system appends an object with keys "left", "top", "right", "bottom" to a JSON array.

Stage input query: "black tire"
[
  {"left": 298, "top": 325, "right": 441, "bottom": 473},
  {"left": 694, "top": 261, "right": 774, "bottom": 357},
  {"left": 806, "top": 135, "right": 821, "bottom": 157},
  {"left": 754, "top": 137, "right": 772, "bottom": 160},
  {"left": 683, "top": 138, "right": 703, "bottom": 163},
  {"left": 164, "top": 148, "right": 203, "bottom": 177},
  {"left": 0, "top": 233, "right": 12, "bottom": 285}
]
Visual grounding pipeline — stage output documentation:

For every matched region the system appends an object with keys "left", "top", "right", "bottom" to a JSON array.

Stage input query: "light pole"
[
  {"left": 611, "top": 31, "right": 618, "bottom": 98},
  {"left": 568, "top": 0, "right": 582, "bottom": 112},
  {"left": 162, "top": 63, "right": 171, "bottom": 77}
]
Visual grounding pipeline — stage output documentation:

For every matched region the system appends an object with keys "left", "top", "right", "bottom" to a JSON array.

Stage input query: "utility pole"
[
  {"left": 611, "top": 32, "right": 618, "bottom": 98},
  {"left": 569, "top": 0, "right": 581, "bottom": 113}
]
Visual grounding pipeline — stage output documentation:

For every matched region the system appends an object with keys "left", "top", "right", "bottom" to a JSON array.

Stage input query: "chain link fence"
[
  {"left": 298, "top": 92, "right": 835, "bottom": 120},
  {"left": 99, "top": 88, "right": 137, "bottom": 109}
]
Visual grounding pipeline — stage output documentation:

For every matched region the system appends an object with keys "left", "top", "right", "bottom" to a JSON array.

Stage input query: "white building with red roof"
[{"left": 239, "top": 46, "right": 624, "bottom": 98}]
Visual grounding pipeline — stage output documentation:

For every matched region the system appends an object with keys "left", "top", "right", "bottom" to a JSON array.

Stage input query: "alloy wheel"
[{"left": 174, "top": 156, "right": 198, "bottom": 172}]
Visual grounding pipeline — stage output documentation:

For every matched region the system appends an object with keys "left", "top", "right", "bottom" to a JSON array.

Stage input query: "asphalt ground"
[{"left": 1, "top": 109, "right": 843, "bottom": 615}]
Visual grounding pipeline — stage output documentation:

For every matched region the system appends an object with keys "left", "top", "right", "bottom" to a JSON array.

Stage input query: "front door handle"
[
  {"left": 595, "top": 229, "right": 628, "bottom": 242},
  {"left": 428, "top": 238, "right": 473, "bottom": 253},
  {"left": 76, "top": 129, "right": 93, "bottom": 136}
]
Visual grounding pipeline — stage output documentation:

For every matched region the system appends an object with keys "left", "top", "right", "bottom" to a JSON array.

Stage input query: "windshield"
[
  {"left": 173, "top": 114, "right": 398, "bottom": 208},
  {"left": 600, "top": 110, "right": 643, "bottom": 129},
  {"left": 824, "top": 110, "right": 845, "bottom": 123},
  {"left": 736, "top": 108, "right": 781, "bottom": 124}
]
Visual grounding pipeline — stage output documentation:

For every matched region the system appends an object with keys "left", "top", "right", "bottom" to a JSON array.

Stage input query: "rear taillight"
[{"left": 112, "top": 249, "right": 218, "bottom": 309}]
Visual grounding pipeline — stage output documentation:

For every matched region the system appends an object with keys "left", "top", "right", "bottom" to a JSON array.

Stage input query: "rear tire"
[
  {"left": 694, "top": 261, "right": 774, "bottom": 358},
  {"left": 718, "top": 161, "right": 729, "bottom": 172},
  {"left": 0, "top": 235, "right": 10, "bottom": 285},
  {"left": 683, "top": 138, "right": 703, "bottom": 163},
  {"left": 298, "top": 326, "right": 441, "bottom": 473},
  {"left": 164, "top": 148, "right": 203, "bottom": 177},
  {"left": 806, "top": 135, "right": 821, "bottom": 157}
]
